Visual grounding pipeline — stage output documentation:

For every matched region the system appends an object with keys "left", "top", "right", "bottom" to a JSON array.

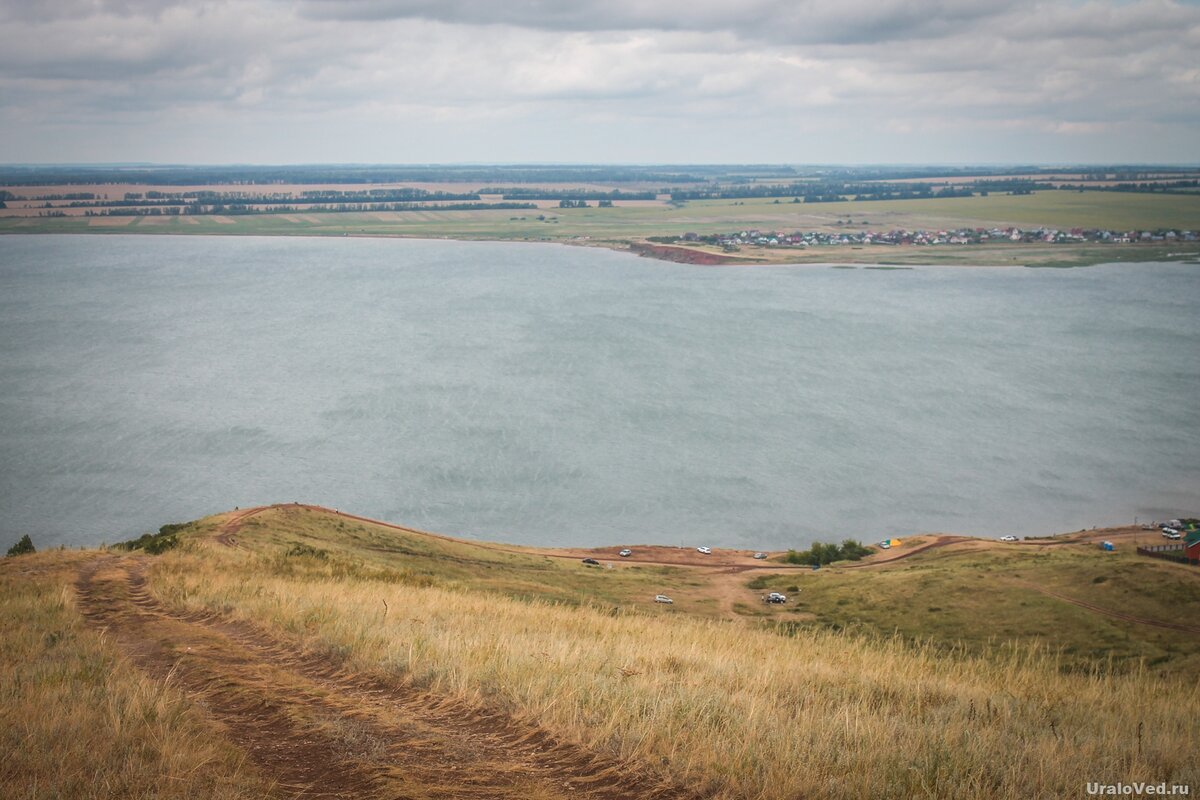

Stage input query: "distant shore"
[
  {"left": 2, "top": 220, "right": 1199, "bottom": 269},
  {"left": 3, "top": 177, "right": 1199, "bottom": 268}
]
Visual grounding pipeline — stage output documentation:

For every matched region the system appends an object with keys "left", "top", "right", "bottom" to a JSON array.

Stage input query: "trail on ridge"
[{"left": 75, "top": 556, "right": 696, "bottom": 800}]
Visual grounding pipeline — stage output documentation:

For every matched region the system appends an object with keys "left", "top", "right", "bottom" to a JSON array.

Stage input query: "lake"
[{"left": 1, "top": 234, "right": 1197, "bottom": 550}]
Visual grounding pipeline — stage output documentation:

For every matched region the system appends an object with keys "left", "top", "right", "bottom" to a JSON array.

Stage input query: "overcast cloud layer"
[{"left": 1, "top": 0, "right": 1198, "bottom": 163}]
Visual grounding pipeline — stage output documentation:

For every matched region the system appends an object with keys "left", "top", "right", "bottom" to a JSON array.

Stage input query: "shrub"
[
  {"left": 117, "top": 523, "right": 187, "bottom": 554},
  {"left": 746, "top": 575, "right": 772, "bottom": 590},
  {"left": 783, "top": 539, "right": 874, "bottom": 566},
  {"left": 839, "top": 539, "right": 874, "bottom": 561},
  {"left": 143, "top": 534, "right": 180, "bottom": 555},
  {"left": 286, "top": 543, "right": 328, "bottom": 559},
  {"left": 6, "top": 534, "right": 35, "bottom": 557}
]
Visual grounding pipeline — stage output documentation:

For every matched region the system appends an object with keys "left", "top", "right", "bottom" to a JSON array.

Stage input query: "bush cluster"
[
  {"left": 119, "top": 523, "right": 187, "bottom": 554},
  {"left": 5, "top": 534, "right": 35, "bottom": 557},
  {"left": 783, "top": 539, "right": 873, "bottom": 566},
  {"left": 285, "top": 543, "right": 328, "bottom": 559}
]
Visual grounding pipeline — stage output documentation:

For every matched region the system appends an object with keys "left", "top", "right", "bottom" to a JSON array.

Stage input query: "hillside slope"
[{"left": 3, "top": 505, "right": 1198, "bottom": 799}]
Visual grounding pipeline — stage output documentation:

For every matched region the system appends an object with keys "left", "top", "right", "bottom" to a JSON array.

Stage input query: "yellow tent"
[{"left": 888, "top": 538, "right": 902, "bottom": 547}]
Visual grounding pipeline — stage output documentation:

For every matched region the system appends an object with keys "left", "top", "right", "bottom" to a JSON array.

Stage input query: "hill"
[{"left": 3, "top": 504, "right": 1198, "bottom": 799}]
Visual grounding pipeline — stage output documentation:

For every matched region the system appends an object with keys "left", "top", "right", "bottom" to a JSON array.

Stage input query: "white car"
[
  {"left": 753, "top": 552, "right": 768, "bottom": 560},
  {"left": 878, "top": 541, "right": 891, "bottom": 550},
  {"left": 654, "top": 594, "right": 673, "bottom": 604},
  {"left": 619, "top": 548, "right": 633, "bottom": 557},
  {"left": 1164, "top": 531, "right": 1182, "bottom": 540},
  {"left": 765, "top": 592, "right": 787, "bottom": 604},
  {"left": 696, "top": 546, "right": 712, "bottom": 555},
  {"left": 999, "top": 535, "right": 1019, "bottom": 542}
]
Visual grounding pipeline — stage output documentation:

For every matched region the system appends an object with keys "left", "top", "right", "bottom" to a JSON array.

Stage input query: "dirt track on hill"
[
  {"left": 1018, "top": 581, "right": 1200, "bottom": 635},
  {"left": 837, "top": 536, "right": 974, "bottom": 568},
  {"left": 75, "top": 556, "right": 695, "bottom": 800},
  {"left": 214, "top": 506, "right": 265, "bottom": 548}
]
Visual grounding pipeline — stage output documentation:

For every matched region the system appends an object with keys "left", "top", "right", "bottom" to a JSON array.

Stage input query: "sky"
[{"left": 1, "top": 0, "right": 1198, "bottom": 165}]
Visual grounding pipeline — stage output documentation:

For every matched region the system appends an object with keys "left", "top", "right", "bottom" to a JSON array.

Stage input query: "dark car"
[{"left": 581, "top": 558, "right": 600, "bottom": 566}]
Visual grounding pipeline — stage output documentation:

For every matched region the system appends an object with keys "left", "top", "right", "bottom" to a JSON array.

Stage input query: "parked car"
[
  {"left": 878, "top": 541, "right": 891, "bottom": 550},
  {"left": 1164, "top": 531, "right": 1182, "bottom": 540},
  {"left": 581, "top": 558, "right": 600, "bottom": 565},
  {"left": 618, "top": 548, "right": 633, "bottom": 557},
  {"left": 696, "top": 546, "right": 712, "bottom": 554},
  {"left": 764, "top": 592, "right": 787, "bottom": 604},
  {"left": 654, "top": 595, "right": 673, "bottom": 604},
  {"left": 999, "top": 535, "right": 1018, "bottom": 542},
  {"left": 753, "top": 552, "right": 767, "bottom": 559}
]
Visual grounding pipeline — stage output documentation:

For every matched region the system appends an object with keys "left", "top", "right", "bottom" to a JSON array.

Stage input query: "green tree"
[
  {"left": 6, "top": 534, "right": 35, "bottom": 557},
  {"left": 783, "top": 538, "right": 873, "bottom": 566}
]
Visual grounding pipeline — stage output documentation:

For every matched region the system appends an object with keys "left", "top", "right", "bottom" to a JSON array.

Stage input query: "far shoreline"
[{"left": 3, "top": 224, "right": 1199, "bottom": 269}]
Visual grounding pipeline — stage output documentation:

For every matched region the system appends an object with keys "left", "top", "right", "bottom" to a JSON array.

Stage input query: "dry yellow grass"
[
  {"left": 0, "top": 551, "right": 268, "bottom": 800},
  {"left": 148, "top": 539, "right": 1200, "bottom": 800}
]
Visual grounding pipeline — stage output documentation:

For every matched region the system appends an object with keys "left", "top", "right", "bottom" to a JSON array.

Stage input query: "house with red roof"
[{"left": 1186, "top": 531, "right": 1200, "bottom": 566}]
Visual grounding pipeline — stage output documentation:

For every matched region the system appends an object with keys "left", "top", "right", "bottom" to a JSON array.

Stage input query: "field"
[
  {"left": 3, "top": 190, "right": 1199, "bottom": 268},
  {"left": 4, "top": 504, "right": 1198, "bottom": 799}
]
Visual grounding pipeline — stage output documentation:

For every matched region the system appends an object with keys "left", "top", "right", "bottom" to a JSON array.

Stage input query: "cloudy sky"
[{"left": 2, "top": 0, "right": 1198, "bottom": 164}]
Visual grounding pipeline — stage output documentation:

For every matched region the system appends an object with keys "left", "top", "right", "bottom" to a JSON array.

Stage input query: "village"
[{"left": 672, "top": 225, "right": 1200, "bottom": 250}]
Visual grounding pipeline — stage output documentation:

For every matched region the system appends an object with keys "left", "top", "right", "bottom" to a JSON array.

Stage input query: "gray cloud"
[
  {"left": 0, "top": 0, "right": 1197, "bottom": 163},
  {"left": 297, "top": 0, "right": 1025, "bottom": 45}
]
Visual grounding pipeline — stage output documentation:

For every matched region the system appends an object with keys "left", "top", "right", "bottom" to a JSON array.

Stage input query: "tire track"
[
  {"left": 215, "top": 506, "right": 270, "bottom": 548},
  {"left": 1019, "top": 581, "right": 1200, "bottom": 635},
  {"left": 75, "top": 556, "right": 697, "bottom": 800},
  {"left": 76, "top": 557, "right": 380, "bottom": 799}
]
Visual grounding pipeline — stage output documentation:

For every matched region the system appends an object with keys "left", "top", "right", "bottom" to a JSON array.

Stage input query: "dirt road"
[
  {"left": 1018, "top": 581, "right": 1200, "bottom": 635},
  {"left": 75, "top": 556, "right": 694, "bottom": 800},
  {"left": 836, "top": 536, "right": 972, "bottom": 568}
]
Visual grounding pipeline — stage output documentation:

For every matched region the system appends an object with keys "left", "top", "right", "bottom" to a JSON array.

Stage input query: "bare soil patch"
[{"left": 629, "top": 242, "right": 762, "bottom": 266}]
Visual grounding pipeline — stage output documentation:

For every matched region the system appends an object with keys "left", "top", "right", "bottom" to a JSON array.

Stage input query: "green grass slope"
[
  {"left": 154, "top": 505, "right": 1200, "bottom": 677},
  {"left": 749, "top": 541, "right": 1200, "bottom": 675}
]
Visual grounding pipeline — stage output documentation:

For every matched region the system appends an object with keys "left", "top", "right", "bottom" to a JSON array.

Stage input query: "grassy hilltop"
[{"left": 3, "top": 504, "right": 1198, "bottom": 799}]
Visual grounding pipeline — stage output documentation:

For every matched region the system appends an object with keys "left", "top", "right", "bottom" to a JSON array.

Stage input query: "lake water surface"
[{"left": 1, "top": 235, "right": 1197, "bottom": 549}]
